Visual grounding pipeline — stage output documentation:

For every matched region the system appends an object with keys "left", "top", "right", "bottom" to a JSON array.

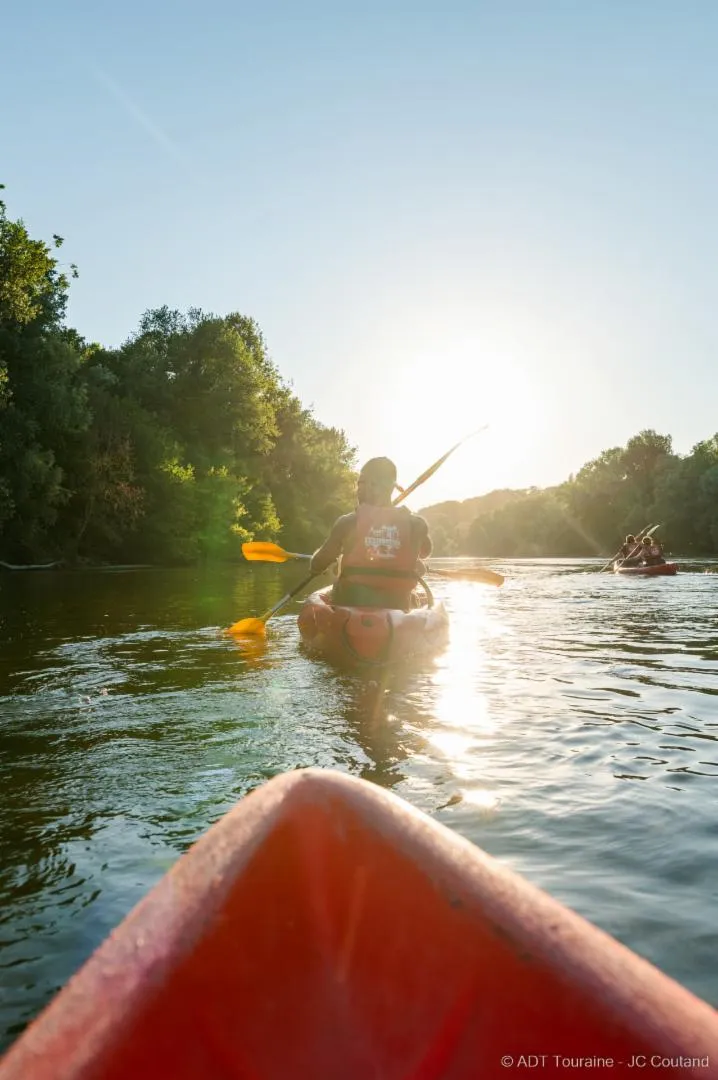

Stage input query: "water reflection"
[
  {"left": 423, "top": 587, "right": 502, "bottom": 814},
  {"left": 1, "top": 559, "right": 717, "bottom": 1051},
  {"left": 225, "top": 633, "right": 271, "bottom": 668}
]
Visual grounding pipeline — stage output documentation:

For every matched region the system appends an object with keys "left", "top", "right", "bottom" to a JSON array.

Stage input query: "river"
[{"left": 1, "top": 559, "right": 717, "bottom": 1050}]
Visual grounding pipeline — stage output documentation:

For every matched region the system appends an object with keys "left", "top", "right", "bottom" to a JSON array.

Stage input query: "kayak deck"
[
  {"left": 614, "top": 561, "right": 678, "bottom": 576},
  {"left": 297, "top": 586, "right": 449, "bottom": 667},
  {"left": 2, "top": 769, "right": 717, "bottom": 1080}
]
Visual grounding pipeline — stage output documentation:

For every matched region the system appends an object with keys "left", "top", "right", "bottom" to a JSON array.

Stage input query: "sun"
[{"left": 372, "top": 343, "right": 549, "bottom": 505}]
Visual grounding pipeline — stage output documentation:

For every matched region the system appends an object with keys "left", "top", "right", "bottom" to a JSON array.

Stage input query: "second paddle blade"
[
  {"left": 431, "top": 567, "right": 504, "bottom": 587},
  {"left": 468, "top": 568, "right": 504, "bottom": 586},
  {"left": 225, "top": 617, "right": 268, "bottom": 637}
]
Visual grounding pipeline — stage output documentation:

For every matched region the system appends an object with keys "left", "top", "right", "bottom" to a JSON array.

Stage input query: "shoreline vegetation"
[
  {"left": 418, "top": 425, "right": 718, "bottom": 558},
  {"left": 0, "top": 187, "right": 356, "bottom": 568},
  {"left": 3, "top": 187, "right": 718, "bottom": 567}
]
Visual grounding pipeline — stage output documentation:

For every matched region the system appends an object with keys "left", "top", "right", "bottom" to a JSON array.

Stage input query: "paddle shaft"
[
  {"left": 257, "top": 570, "right": 318, "bottom": 621},
  {"left": 245, "top": 544, "right": 502, "bottom": 585},
  {"left": 392, "top": 426, "right": 488, "bottom": 505}
]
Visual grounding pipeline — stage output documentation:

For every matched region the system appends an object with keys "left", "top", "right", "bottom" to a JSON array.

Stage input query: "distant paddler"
[
  {"left": 618, "top": 534, "right": 643, "bottom": 568},
  {"left": 640, "top": 536, "right": 666, "bottom": 567}
]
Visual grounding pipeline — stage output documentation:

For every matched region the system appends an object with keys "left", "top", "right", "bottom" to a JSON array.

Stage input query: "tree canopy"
[
  {"left": 420, "top": 429, "right": 718, "bottom": 556},
  {"left": 0, "top": 188, "right": 356, "bottom": 565},
  {"left": 2, "top": 188, "right": 714, "bottom": 565}
]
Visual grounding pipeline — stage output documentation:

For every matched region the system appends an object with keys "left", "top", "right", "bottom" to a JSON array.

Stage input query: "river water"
[{"left": 1, "top": 559, "right": 717, "bottom": 1050}]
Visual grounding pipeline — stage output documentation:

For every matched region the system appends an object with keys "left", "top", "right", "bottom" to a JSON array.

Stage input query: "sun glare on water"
[{"left": 424, "top": 586, "right": 506, "bottom": 813}]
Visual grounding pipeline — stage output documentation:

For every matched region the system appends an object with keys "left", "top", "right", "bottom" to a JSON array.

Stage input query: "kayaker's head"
[
  {"left": 643, "top": 536, "right": 651, "bottom": 546},
  {"left": 357, "top": 457, "right": 397, "bottom": 506},
  {"left": 626, "top": 534, "right": 635, "bottom": 543}
]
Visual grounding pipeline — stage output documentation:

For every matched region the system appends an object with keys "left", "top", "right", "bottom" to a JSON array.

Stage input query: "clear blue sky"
[{"left": 3, "top": 1, "right": 717, "bottom": 505}]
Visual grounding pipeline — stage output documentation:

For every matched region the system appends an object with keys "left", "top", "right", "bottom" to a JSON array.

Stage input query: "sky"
[{"left": 3, "top": 1, "right": 718, "bottom": 508}]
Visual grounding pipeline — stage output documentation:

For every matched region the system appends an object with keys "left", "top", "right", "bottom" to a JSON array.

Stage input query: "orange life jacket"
[{"left": 340, "top": 506, "right": 419, "bottom": 592}]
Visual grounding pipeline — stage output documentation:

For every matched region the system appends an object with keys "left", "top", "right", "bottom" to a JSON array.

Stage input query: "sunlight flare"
[{"left": 374, "top": 340, "right": 549, "bottom": 504}]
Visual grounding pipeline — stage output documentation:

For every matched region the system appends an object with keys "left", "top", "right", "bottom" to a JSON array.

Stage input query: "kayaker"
[
  {"left": 310, "top": 457, "right": 432, "bottom": 610},
  {"left": 619, "top": 535, "right": 642, "bottom": 567},
  {"left": 620, "top": 534, "right": 636, "bottom": 556},
  {"left": 642, "top": 537, "right": 665, "bottom": 566}
]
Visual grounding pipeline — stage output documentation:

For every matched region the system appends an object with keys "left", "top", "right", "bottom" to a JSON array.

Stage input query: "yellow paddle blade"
[
  {"left": 469, "top": 568, "right": 504, "bottom": 586},
  {"left": 475, "top": 570, "right": 503, "bottom": 587},
  {"left": 225, "top": 617, "right": 268, "bottom": 637},
  {"left": 242, "top": 542, "right": 295, "bottom": 563},
  {"left": 430, "top": 567, "right": 504, "bottom": 587}
]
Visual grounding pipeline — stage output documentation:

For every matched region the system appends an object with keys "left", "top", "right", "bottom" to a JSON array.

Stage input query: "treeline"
[
  {"left": 0, "top": 188, "right": 356, "bottom": 565},
  {"left": 421, "top": 430, "right": 718, "bottom": 557}
]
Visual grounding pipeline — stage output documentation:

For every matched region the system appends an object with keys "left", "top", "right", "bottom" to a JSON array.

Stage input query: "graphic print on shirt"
[{"left": 364, "top": 524, "right": 401, "bottom": 560}]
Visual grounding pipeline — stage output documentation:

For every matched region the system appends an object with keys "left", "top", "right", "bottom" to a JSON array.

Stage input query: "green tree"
[
  {"left": 88, "top": 306, "right": 355, "bottom": 563},
  {"left": 0, "top": 188, "right": 88, "bottom": 559},
  {"left": 261, "top": 388, "right": 356, "bottom": 553},
  {"left": 429, "top": 429, "right": 716, "bottom": 557}
]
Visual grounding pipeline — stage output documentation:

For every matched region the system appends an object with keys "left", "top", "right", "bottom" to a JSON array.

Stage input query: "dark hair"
[{"left": 359, "top": 457, "right": 397, "bottom": 486}]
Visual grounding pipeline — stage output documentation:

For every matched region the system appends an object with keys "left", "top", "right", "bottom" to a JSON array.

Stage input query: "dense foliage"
[
  {"left": 4, "top": 189, "right": 713, "bottom": 565},
  {"left": 421, "top": 429, "right": 718, "bottom": 557},
  {"left": 0, "top": 189, "right": 356, "bottom": 565}
]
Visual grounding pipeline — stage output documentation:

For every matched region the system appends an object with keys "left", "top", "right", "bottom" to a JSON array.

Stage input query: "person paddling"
[
  {"left": 619, "top": 534, "right": 642, "bottom": 567},
  {"left": 310, "top": 457, "right": 432, "bottom": 610},
  {"left": 641, "top": 536, "right": 665, "bottom": 567},
  {"left": 620, "top": 534, "right": 636, "bottom": 558}
]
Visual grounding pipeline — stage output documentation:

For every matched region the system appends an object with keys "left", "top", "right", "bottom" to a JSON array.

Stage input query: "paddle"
[
  {"left": 391, "top": 425, "right": 489, "bottom": 504},
  {"left": 428, "top": 566, "right": 504, "bottom": 587},
  {"left": 226, "top": 428, "right": 489, "bottom": 636},
  {"left": 600, "top": 523, "right": 652, "bottom": 573},
  {"left": 226, "top": 575, "right": 318, "bottom": 637},
  {"left": 241, "top": 542, "right": 310, "bottom": 563},
  {"left": 241, "top": 541, "right": 504, "bottom": 587}
]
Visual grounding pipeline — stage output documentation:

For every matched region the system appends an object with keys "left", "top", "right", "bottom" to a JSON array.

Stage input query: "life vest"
[{"left": 340, "top": 506, "right": 419, "bottom": 592}]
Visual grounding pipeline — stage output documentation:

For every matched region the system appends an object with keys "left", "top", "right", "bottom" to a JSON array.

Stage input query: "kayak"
[
  {"left": 614, "top": 561, "right": 678, "bottom": 577},
  {"left": 297, "top": 586, "right": 449, "bottom": 667},
  {"left": 2, "top": 769, "right": 717, "bottom": 1080}
]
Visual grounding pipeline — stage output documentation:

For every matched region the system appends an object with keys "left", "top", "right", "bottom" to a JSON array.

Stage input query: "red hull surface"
[
  {"left": 1, "top": 770, "right": 717, "bottom": 1080},
  {"left": 297, "top": 586, "right": 449, "bottom": 667},
  {"left": 614, "top": 562, "right": 679, "bottom": 577}
]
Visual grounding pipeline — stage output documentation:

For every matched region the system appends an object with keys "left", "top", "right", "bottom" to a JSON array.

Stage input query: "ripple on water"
[{"left": 1, "top": 560, "right": 717, "bottom": 1050}]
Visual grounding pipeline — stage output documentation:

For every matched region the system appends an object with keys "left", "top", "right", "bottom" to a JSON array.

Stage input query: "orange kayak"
[
  {"left": 2, "top": 769, "right": 717, "bottom": 1080},
  {"left": 297, "top": 586, "right": 449, "bottom": 667}
]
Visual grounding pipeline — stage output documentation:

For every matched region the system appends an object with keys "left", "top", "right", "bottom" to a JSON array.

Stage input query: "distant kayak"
[
  {"left": 297, "top": 586, "right": 449, "bottom": 667},
  {"left": 1, "top": 769, "right": 716, "bottom": 1080},
  {"left": 614, "top": 562, "right": 679, "bottom": 577}
]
